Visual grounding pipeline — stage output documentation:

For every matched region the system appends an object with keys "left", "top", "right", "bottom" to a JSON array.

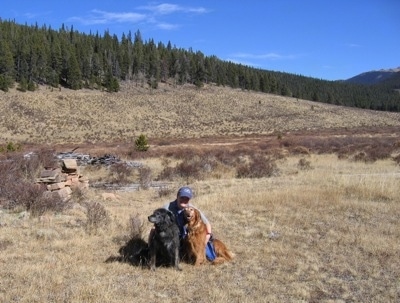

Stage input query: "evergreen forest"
[{"left": 0, "top": 19, "right": 399, "bottom": 111}]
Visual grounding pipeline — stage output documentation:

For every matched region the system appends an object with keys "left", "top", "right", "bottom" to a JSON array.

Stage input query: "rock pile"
[{"left": 36, "top": 159, "right": 89, "bottom": 201}]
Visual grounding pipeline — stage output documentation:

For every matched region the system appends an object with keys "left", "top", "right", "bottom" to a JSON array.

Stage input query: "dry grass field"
[
  {"left": 1, "top": 82, "right": 400, "bottom": 144},
  {"left": 1, "top": 83, "right": 400, "bottom": 302}
]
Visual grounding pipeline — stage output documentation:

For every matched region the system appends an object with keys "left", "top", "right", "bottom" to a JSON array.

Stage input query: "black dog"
[{"left": 148, "top": 208, "right": 181, "bottom": 271}]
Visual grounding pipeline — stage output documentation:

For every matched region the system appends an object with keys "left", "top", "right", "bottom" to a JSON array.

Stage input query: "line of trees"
[{"left": 0, "top": 19, "right": 399, "bottom": 111}]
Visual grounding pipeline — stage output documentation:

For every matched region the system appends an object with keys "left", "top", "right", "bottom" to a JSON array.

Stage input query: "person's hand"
[{"left": 205, "top": 233, "right": 211, "bottom": 244}]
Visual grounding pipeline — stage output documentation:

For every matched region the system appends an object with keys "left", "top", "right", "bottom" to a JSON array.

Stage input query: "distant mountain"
[{"left": 345, "top": 67, "right": 400, "bottom": 85}]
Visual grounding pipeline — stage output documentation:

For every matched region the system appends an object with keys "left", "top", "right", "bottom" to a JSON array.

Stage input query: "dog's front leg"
[
  {"left": 149, "top": 246, "right": 157, "bottom": 271},
  {"left": 194, "top": 245, "right": 206, "bottom": 266},
  {"left": 174, "top": 246, "right": 182, "bottom": 271}
]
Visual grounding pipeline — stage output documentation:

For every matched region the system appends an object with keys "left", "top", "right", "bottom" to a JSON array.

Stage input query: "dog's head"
[
  {"left": 148, "top": 208, "right": 175, "bottom": 227},
  {"left": 183, "top": 207, "right": 200, "bottom": 224}
]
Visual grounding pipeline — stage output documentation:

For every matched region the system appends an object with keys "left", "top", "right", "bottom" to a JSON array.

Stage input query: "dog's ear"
[{"left": 193, "top": 208, "right": 199, "bottom": 221}]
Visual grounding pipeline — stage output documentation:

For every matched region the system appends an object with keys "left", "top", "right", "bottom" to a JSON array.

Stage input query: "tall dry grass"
[{"left": 1, "top": 154, "right": 399, "bottom": 302}]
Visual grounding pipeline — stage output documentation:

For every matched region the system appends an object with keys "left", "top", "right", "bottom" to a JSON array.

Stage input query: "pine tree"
[
  {"left": 135, "top": 134, "right": 149, "bottom": 152},
  {"left": 65, "top": 47, "right": 82, "bottom": 90},
  {"left": 0, "top": 38, "right": 14, "bottom": 91}
]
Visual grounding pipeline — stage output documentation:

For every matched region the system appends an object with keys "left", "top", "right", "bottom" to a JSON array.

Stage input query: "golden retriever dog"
[{"left": 183, "top": 207, "right": 234, "bottom": 265}]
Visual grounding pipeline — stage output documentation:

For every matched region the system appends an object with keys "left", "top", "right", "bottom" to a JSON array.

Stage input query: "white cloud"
[
  {"left": 68, "top": 9, "right": 146, "bottom": 25},
  {"left": 156, "top": 22, "right": 180, "bottom": 30},
  {"left": 144, "top": 3, "right": 181, "bottom": 15},
  {"left": 68, "top": 4, "right": 208, "bottom": 30},
  {"left": 23, "top": 11, "right": 52, "bottom": 19},
  {"left": 139, "top": 3, "right": 208, "bottom": 15},
  {"left": 93, "top": 10, "right": 146, "bottom": 23}
]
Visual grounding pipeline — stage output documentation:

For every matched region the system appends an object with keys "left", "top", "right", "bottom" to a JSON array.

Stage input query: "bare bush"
[
  {"left": 157, "top": 165, "right": 176, "bottom": 181},
  {"left": 213, "top": 150, "right": 238, "bottom": 166},
  {"left": 29, "top": 193, "right": 66, "bottom": 217},
  {"left": 0, "top": 239, "right": 13, "bottom": 251},
  {"left": 393, "top": 154, "right": 400, "bottom": 165},
  {"left": 20, "top": 149, "right": 57, "bottom": 180},
  {"left": 353, "top": 151, "right": 369, "bottom": 162},
  {"left": 169, "top": 147, "right": 198, "bottom": 161},
  {"left": 37, "top": 148, "right": 58, "bottom": 168},
  {"left": 84, "top": 201, "right": 110, "bottom": 233},
  {"left": 138, "top": 166, "right": 152, "bottom": 190},
  {"left": 0, "top": 159, "right": 44, "bottom": 210},
  {"left": 351, "top": 149, "right": 389, "bottom": 163},
  {"left": 298, "top": 158, "right": 313, "bottom": 170},
  {"left": 128, "top": 214, "right": 145, "bottom": 239},
  {"left": 70, "top": 186, "right": 89, "bottom": 204},
  {"left": 175, "top": 157, "right": 204, "bottom": 183},
  {"left": 0, "top": 151, "right": 68, "bottom": 214},
  {"left": 236, "top": 155, "right": 279, "bottom": 178},
  {"left": 365, "top": 145, "right": 392, "bottom": 162},
  {"left": 292, "top": 146, "right": 310, "bottom": 155},
  {"left": 108, "top": 162, "right": 133, "bottom": 184},
  {"left": 158, "top": 186, "right": 174, "bottom": 198}
]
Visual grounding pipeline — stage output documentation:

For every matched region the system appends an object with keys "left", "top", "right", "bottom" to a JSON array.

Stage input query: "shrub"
[
  {"left": 1, "top": 180, "right": 45, "bottom": 211},
  {"left": 292, "top": 146, "right": 310, "bottom": 155},
  {"left": 5, "top": 142, "right": 21, "bottom": 152},
  {"left": 84, "top": 201, "right": 110, "bottom": 234},
  {"left": 0, "top": 149, "right": 68, "bottom": 214},
  {"left": 128, "top": 214, "right": 145, "bottom": 239},
  {"left": 175, "top": 157, "right": 204, "bottom": 183},
  {"left": 0, "top": 157, "right": 37, "bottom": 210},
  {"left": 0, "top": 239, "right": 13, "bottom": 251},
  {"left": 157, "top": 156, "right": 206, "bottom": 182},
  {"left": 298, "top": 158, "right": 313, "bottom": 170},
  {"left": 352, "top": 150, "right": 385, "bottom": 163},
  {"left": 392, "top": 154, "right": 400, "bottom": 166},
  {"left": 139, "top": 166, "right": 152, "bottom": 190},
  {"left": 109, "top": 162, "right": 133, "bottom": 184},
  {"left": 19, "top": 149, "right": 57, "bottom": 181},
  {"left": 157, "top": 166, "right": 176, "bottom": 181},
  {"left": 353, "top": 151, "right": 369, "bottom": 162},
  {"left": 0, "top": 74, "right": 13, "bottom": 92},
  {"left": 29, "top": 192, "right": 66, "bottom": 217},
  {"left": 366, "top": 145, "right": 392, "bottom": 161},
  {"left": 236, "top": 155, "right": 279, "bottom": 178},
  {"left": 135, "top": 134, "right": 149, "bottom": 152},
  {"left": 214, "top": 150, "right": 237, "bottom": 166},
  {"left": 158, "top": 186, "right": 174, "bottom": 198},
  {"left": 70, "top": 186, "right": 89, "bottom": 204}
]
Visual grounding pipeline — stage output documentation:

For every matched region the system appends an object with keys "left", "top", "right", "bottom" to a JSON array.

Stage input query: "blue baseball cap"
[{"left": 177, "top": 186, "right": 193, "bottom": 199}]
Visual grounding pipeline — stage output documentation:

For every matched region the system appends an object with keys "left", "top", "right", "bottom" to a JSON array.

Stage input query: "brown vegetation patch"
[{"left": 1, "top": 83, "right": 400, "bottom": 145}]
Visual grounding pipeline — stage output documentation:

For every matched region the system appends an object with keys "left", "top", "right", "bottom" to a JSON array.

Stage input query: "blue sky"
[{"left": 2, "top": 0, "right": 399, "bottom": 81}]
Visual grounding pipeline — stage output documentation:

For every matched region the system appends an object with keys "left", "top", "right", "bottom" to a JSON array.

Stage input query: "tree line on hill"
[{"left": 0, "top": 19, "right": 399, "bottom": 112}]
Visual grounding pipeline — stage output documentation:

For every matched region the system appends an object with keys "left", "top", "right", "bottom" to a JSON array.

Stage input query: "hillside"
[
  {"left": 345, "top": 68, "right": 400, "bottom": 85},
  {"left": 1, "top": 82, "right": 400, "bottom": 145},
  {"left": 1, "top": 20, "right": 400, "bottom": 112}
]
